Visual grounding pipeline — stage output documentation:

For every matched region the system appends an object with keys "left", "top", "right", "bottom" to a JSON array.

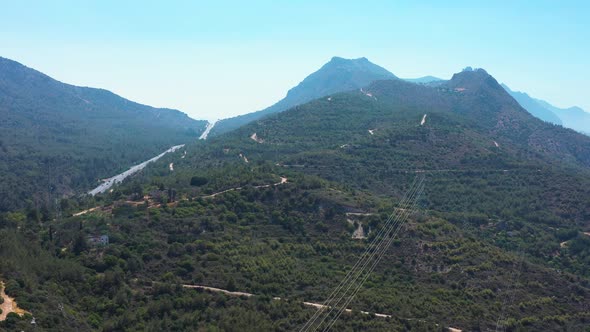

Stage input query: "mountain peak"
[
  {"left": 285, "top": 56, "right": 397, "bottom": 102},
  {"left": 448, "top": 67, "right": 498, "bottom": 91},
  {"left": 329, "top": 56, "right": 369, "bottom": 63},
  {"left": 210, "top": 56, "right": 397, "bottom": 135},
  {"left": 324, "top": 56, "right": 385, "bottom": 72},
  {"left": 456, "top": 66, "right": 490, "bottom": 77},
  {"left": 461, "top": 66, "right": 488, "bottom": 74}
]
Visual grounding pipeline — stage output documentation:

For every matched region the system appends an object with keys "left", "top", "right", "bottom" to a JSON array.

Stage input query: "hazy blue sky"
[{"left": 1, "top": 1, "right": 588, "bottom": 120}]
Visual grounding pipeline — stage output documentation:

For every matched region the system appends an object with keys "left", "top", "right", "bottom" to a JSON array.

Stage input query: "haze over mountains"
[
  {"left": 502, "top": 84, "right": 590, "bottom": 135},
  {"left": 1, "top": 53, "right": 587, "bottom": 212},
  {"left": 403, "top": 73, "right": 590, "bottom": 136},
  {"left": 537, "top": 102, "right": 590, "bottom": 135}
]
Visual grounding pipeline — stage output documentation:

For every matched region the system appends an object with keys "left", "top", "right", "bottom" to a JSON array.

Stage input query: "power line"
[
  {"left": 322, "top": 181, "right": 425, "bottom": 331},
  {"left": 317, "top": 181, "right": 424, "bottom": 328},
  {"left": 300, "top": 176, "right": 422, "bottom": 332},
  {"left": 300, "top": 175, "right": 425, "bottom": 332},
  {"left": 495, "top": 245, "right": 525, "bottom": 332}
]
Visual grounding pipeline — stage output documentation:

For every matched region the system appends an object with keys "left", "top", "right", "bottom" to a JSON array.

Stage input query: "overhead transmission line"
[
  {"left": 323, "top": 183, "right": 424, "bottom": 331},
  {"left": 300, "top": 175, "right": 425, "bottom": 332},
  {"left": 495, "top": 245, "right": 525, "bottom": 332}
]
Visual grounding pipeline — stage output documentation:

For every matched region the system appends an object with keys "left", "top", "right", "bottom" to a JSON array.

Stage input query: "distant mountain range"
[
  {"left": 401, "top": 77, "right": 589, "bottom": 135},
  {"left": 403, "top": 75, "right": 444, "bottom": 84},
  {"left": 536, "top": 102, "right": 590, "bottom": 135},
  {"left": 223, "top": 67, "right": 590, "bottom": 171},
  {"left": 501, "top": 84, "right": 563, "bottom": 125},
  {"left": 0, "top": 56, "right": 207, "bottom": 211},
  {"left": 210, "top": 56, "right": 589, "bottom": 137},
  {"left": 210, "top": 56, "right": 397, "bottom": 136},
  {"left": 501, "top": 84, "right": 590, "bottom": 135},
  {"left": 2, "top": 52, "right": 588, "bottom": 212}
]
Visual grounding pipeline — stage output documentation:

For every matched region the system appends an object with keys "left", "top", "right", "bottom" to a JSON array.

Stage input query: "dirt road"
[
  {"left": 181, "top": 283, "right": 392, "bottom": 318},
  {"left": 202, "top": 177, "right": 287, "bottom": 199}
]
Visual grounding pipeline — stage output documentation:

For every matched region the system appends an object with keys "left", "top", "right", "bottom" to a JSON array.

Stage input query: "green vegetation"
[
  {"left": 1, "top": 65, "right": 590, "bottom": 331},
  {"left": 2, "top": 166, "right": 589, "bottom": 330},
  {"left": 0, "top": 57, "right": 207, "bottom": 212},
  {"left": 210, "top": 56, "right": 396, "bottom": 136}
]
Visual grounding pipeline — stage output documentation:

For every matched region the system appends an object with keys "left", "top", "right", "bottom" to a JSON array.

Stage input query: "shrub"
[{"left": 190, "top": 176, "right": 208, "bottom": 186}]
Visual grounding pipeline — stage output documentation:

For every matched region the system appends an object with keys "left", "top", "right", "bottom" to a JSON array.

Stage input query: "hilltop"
[{"left": 210, "top": 56, "right": 397, "bottom": 136}]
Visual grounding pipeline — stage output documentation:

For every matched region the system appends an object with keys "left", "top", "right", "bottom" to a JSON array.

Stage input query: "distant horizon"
[
  {"left": 1, "top": 1, "right": 588, "bottom": 120},
  {"left": 3, "top": 53, "right": 588, "bottom": 122},
  {"left": 8, "top": 53, "right": 590, "bottom": 122}
]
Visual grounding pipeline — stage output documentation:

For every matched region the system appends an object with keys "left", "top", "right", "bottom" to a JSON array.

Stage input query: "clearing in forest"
[{"left": 0, "top": 281, "right": 29, "bottom": 321}]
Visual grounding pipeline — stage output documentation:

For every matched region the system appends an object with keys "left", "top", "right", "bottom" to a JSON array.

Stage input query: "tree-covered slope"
[
  {"left": 2, "top": 162, "right": 589, "bottom": 331},
  {"left": 217, "top": 68, "right": 590, "bottom": 171},
  {"left": 2, "top": 65, "right": 590, "bottom": 331},
  {"left": 188, "top": 67, "right": 590, "bottom": 274},
  {"left": 209, "top": 57, "right": 397, "bottom": 136},
  {"left": 0, "top": 56, "right": 207, "bottom": 211}
]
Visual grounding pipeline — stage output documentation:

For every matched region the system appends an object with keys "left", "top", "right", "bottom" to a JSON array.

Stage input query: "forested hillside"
[
  {"left": 214, "top": 68, "right": 590, "bottom": 172},
  {"left": 210, "top": 57, "right": 397, "bottom": 136},
  {"left": 1, "top": 67, "right": 590, "bottom": 331},
  {"left": 0, "top": 57, "right": 207, "bottom": 212},
  {"left": 2, "top": 166, "right": 589, "bottom": 331},
  {"left": 172, "top": 67, "right": 590, "bottom": 278}
]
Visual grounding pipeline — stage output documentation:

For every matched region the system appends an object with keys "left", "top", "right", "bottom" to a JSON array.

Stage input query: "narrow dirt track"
[
  {"left": 181, "top": 283, "right": 393, "bottom": 318},
  {"left": 202, "top": 177, "right": 287, "bottom": 199}
]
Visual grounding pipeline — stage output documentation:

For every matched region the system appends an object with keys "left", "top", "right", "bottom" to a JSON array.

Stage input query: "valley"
[{"left": 1, "top": 56, "right": 589, "bottom": 331}]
